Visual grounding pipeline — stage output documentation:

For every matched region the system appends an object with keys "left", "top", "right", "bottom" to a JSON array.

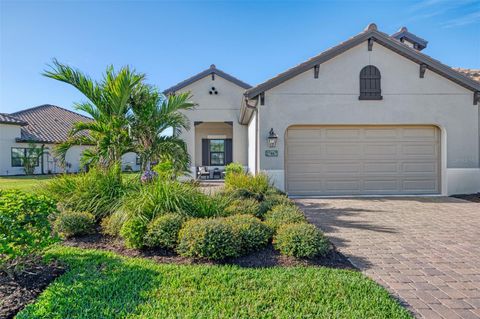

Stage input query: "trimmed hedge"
[
  {"left": 274, "top": 223, "right": 330, "bottom": 258},
  {"left": 224, "top": 214, "right": 273, "bottom": 253},
  {"left": 258, "top": 193, "right": 294, "bottom": 218},
  {"left": 264, "top": 204, "right": 306, "bottom": 230},
  {"left": 101, "top": 211, "right": 128, "bottom": 237},
  {"left": 120, "top": 216, "right": 148, "bottom": 249},
  {"left": 144, "top": 213, "right": 186, "bottom": 249},
  {"left": 53, "top": 211, "right": 96, "bottom": 238},
  {"left": 224, "top": 198, "right": 261, "bottom": 217},
  {"left": 177, "top": 218, "right": 238, "bottom": 260}
]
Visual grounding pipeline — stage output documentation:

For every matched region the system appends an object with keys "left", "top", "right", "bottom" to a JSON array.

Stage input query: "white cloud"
[{"left": 442, "top": 10, "right": 480, "bottom": 28}]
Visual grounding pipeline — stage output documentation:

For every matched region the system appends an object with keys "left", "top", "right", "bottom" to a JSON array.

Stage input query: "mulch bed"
[
  {"left": 0, "top": 259, "right": 66, "bottom": 319},
  {"left": 453, "top": 193, "right": 480, "bottom": 203},
  {"left": 63, "top": 233, "right": 355, "bottom": 269}
]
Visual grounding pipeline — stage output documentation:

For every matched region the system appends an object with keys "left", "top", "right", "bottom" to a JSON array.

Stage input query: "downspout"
[
  {"left": 41, "top": 144, "right": 45, "bottom": 174},
  {"left": 244, "top": 97, "right": 259, "bottom": 174}
]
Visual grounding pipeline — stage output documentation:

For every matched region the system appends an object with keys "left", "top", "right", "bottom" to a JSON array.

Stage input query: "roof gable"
[
  {"left": 10, "top": 104, "right": 92, "bottom": 143},
  {"left": 245, "top": 23, "right": 480, "bottom": 99},
  {"left": 163, "top": 64, "right": 251, "bottom": 94}
]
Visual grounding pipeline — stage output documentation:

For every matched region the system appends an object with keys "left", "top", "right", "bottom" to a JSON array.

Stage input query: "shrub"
[
  {"left": 43, "top": 165, "right": 136, "bottom": 219},
  {"left": 177, "top": 218, "right": 238, "bottom": 260},
  {"left": 224, "top": 214, "right": 273, "bottom": 254},
  {"left": 153, "top": 160, "right": 175, "bottom": 180},
  {"left": 144, "top": 213, "right": 186, "bottom": 249},
  {"left": 101, "top": 210, "right": 129, "bottom": 237},
  {"left": 223, "top": 198, "right": 261, "bottom": 217},
  {"left": 120, "top": 216, "right": 148, "bottom": 249},
  {"left": 225, "top": 173, "right": 271, "bottom": 200},
  {"left": 0, "top": 190, "right": 57, "bottom": 263},
  {"left": 274, "top": 223, "right": 330, "bottom": 258},
  {"left": 264, "top": 204, "right": 306, "bottom": 230},
  {"left": 224, "top": 162, "right": 244, "bottom": 176},
  {"left": 258, "top": 193, "right": 294, "bottom": 218},
  {"left": 119, "top": 180, "right": 225, "bottom": 220},
  {"left": 53, "top": 211, "right": 96, "bottom": 238},
  {"left": 191, "top": 191, "right": 230, "bottom": 218}
]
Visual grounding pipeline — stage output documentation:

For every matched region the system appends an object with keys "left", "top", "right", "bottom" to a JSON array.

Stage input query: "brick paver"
[{"left": 295, "top": 197, "right": 480, "bottom": 319}]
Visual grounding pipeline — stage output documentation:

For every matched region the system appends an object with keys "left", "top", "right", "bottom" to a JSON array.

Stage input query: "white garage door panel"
[{"left": 286, "top": 126, "right": 440, "bottom": 195}]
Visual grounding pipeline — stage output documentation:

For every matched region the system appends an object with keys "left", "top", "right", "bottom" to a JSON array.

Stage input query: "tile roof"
[
  {"left": 0, "top": 113, "right": 28, "bottom": 126},
  {"left": 244, "top": 23, "right": 480, "bottom": 99},
  {"left": 454, "top": 68, "right": 480, "bottom": 83},
  {"left": 163, "top": 64, "right": 251, "bottom": 94},
  {"left": 9, "top": 104, "right": 92, "bottom": 143}
]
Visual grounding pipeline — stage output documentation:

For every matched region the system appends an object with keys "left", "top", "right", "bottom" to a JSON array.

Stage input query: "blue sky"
[{"left": 1, "top": 0, "right": 479, "bottom": 114}]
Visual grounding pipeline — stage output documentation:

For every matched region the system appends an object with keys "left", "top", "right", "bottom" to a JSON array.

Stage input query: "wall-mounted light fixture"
[{"left": 267, "top": 128, "right": 278, "bottom": 148}]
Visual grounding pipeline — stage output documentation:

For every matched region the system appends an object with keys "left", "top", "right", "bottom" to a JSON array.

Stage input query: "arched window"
[{"left": 359, "top": 65, "right": 382, "bottom": 100}]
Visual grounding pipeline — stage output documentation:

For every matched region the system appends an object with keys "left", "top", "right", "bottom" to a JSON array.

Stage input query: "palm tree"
[
  {"left": 129, "top": 85, "right": 195, "bottom": 173},
  {"left": 43, "top": 59, "right": 144, "bottom": 167}
]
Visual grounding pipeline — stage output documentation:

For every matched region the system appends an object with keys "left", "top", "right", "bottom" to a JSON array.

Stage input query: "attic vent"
[{"left": 209, "top": 87, "right": 218, "bottom": 95}]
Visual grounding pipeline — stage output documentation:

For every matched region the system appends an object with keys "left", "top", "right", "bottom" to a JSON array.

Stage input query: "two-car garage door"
[{"left": 286, "top": 125, "right": 440, "bottom": 196}]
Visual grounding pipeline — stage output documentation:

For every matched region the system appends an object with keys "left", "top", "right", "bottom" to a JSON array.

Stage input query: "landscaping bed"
[
  {"left": 62, "top": 233, "right": 354, "bottom": 269},
  {"left": 1, "top": 166, "right": 411, "bottom": 318},
  {"left": 0, "top": 259, "right": 65, "bottom": 319}
]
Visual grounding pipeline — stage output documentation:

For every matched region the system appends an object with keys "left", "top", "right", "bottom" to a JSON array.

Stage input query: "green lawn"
[
  {"left": 0, "top": 173, "right": 140, "bottom": 192},
  {"left": 17, "top": 246, "right": 411, "bottom": 319},
  {"left": 0, "top": 175, "right": 54, "bottom": 192}
]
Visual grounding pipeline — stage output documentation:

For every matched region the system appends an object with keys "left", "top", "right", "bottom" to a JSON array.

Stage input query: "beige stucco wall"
[
  {"left": 194, "top": 122, "right": 233, "bottom": 166},
  {"left": 0, "top": 123, "right": 139, "bottom": 175},
  {"left": 256, "top": 41, "right": 480, "bottom": 194},
  {"left": 176, "top": 74, "right": 248, "bottom": 172}
]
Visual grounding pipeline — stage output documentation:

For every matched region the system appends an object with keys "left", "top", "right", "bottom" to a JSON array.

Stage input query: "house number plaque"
[{"left": 265, "top": 150, "right": 278, "bottom": 157}]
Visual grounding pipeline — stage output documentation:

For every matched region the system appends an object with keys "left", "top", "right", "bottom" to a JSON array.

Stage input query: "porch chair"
[{"left": 197, "top": 166, "right": 210, "bottom": 180}]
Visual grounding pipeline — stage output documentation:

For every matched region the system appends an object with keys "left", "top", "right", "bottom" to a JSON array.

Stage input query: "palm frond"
[{"left": 43, "top": 59, "right": 102, "bottom": 105}]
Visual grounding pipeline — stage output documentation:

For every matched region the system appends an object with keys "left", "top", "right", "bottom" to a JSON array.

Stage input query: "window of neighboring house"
[
  {"left": 209, "top": 139, "right": 225, "bottom": 165},
  {"left": 11, "top": 147, "right": 40, "bottom": 167},
  {"left": 359, "top": 65, "right": 382, "bottom": 100},
  {"left": 136, "top": 156, "right": 141, "bottom": 165}
]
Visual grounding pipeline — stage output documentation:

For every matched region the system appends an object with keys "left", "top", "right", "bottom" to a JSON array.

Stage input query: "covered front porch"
[{"left": 194, "top": 121, "right": 233, "bottom": 179}]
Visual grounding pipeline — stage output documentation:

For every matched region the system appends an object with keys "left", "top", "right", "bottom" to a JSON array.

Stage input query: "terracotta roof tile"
[
  {"left": 454, "top": 68, "right": 480, "bottom": 83},
  {"left": 10, "top": 104, "right": 92, "bottom": 143},
  {"left": 0, "top": 113, "right": 28, "bottom": 126}
]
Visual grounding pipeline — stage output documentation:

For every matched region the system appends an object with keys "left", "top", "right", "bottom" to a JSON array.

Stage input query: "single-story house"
[
  {"left": 164, "top": 24, "right": 480, "bottom": 196},
  {"left": 0, "top": 104, "right": 140, "bottom": 175}
]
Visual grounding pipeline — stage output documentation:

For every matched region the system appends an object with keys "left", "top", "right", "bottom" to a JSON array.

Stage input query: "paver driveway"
[{"left": 295, "top": 197, "right": 480, "bottom": 319}]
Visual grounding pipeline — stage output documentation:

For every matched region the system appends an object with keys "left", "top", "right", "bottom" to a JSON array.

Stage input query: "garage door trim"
[{"left": 285, "top": 125, "right": 442, "bottom": 196}]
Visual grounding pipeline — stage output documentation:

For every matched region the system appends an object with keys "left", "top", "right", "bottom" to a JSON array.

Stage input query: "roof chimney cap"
[
  {"left": 365, "top": 23, "right": 377, "bottom": 31},
  {"left": 391, "top": 26, "right": 428, "bottom": 51}
]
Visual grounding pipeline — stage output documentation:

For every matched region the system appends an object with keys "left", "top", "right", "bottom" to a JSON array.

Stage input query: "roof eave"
[
  {"left": 245, "top": 28, "right": 480, "bottom": 99},
  {"left": 0, "top": 121, "right": 28, "bottom": 126},
  {"left": 163, "top": 66, "right": 251, "bottom": 95}
]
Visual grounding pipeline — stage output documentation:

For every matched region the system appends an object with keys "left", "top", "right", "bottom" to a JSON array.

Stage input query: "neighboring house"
[
  {"left": 0, "top": 104, "right": 139, "bottom": 175},
  {"left": 165, "top": 24, "right": 480, "bottom": 196}
]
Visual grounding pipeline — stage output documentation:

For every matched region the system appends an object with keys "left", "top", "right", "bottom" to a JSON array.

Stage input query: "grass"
[
  {"left": 17, "top": 246, "right": 412, "bottom": 319},
  {"left": 0, "top": 173, "right": 140, "bottom": 193},
  {"left": 0, "top": 175, "right": 54, "bottom": 192}
]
